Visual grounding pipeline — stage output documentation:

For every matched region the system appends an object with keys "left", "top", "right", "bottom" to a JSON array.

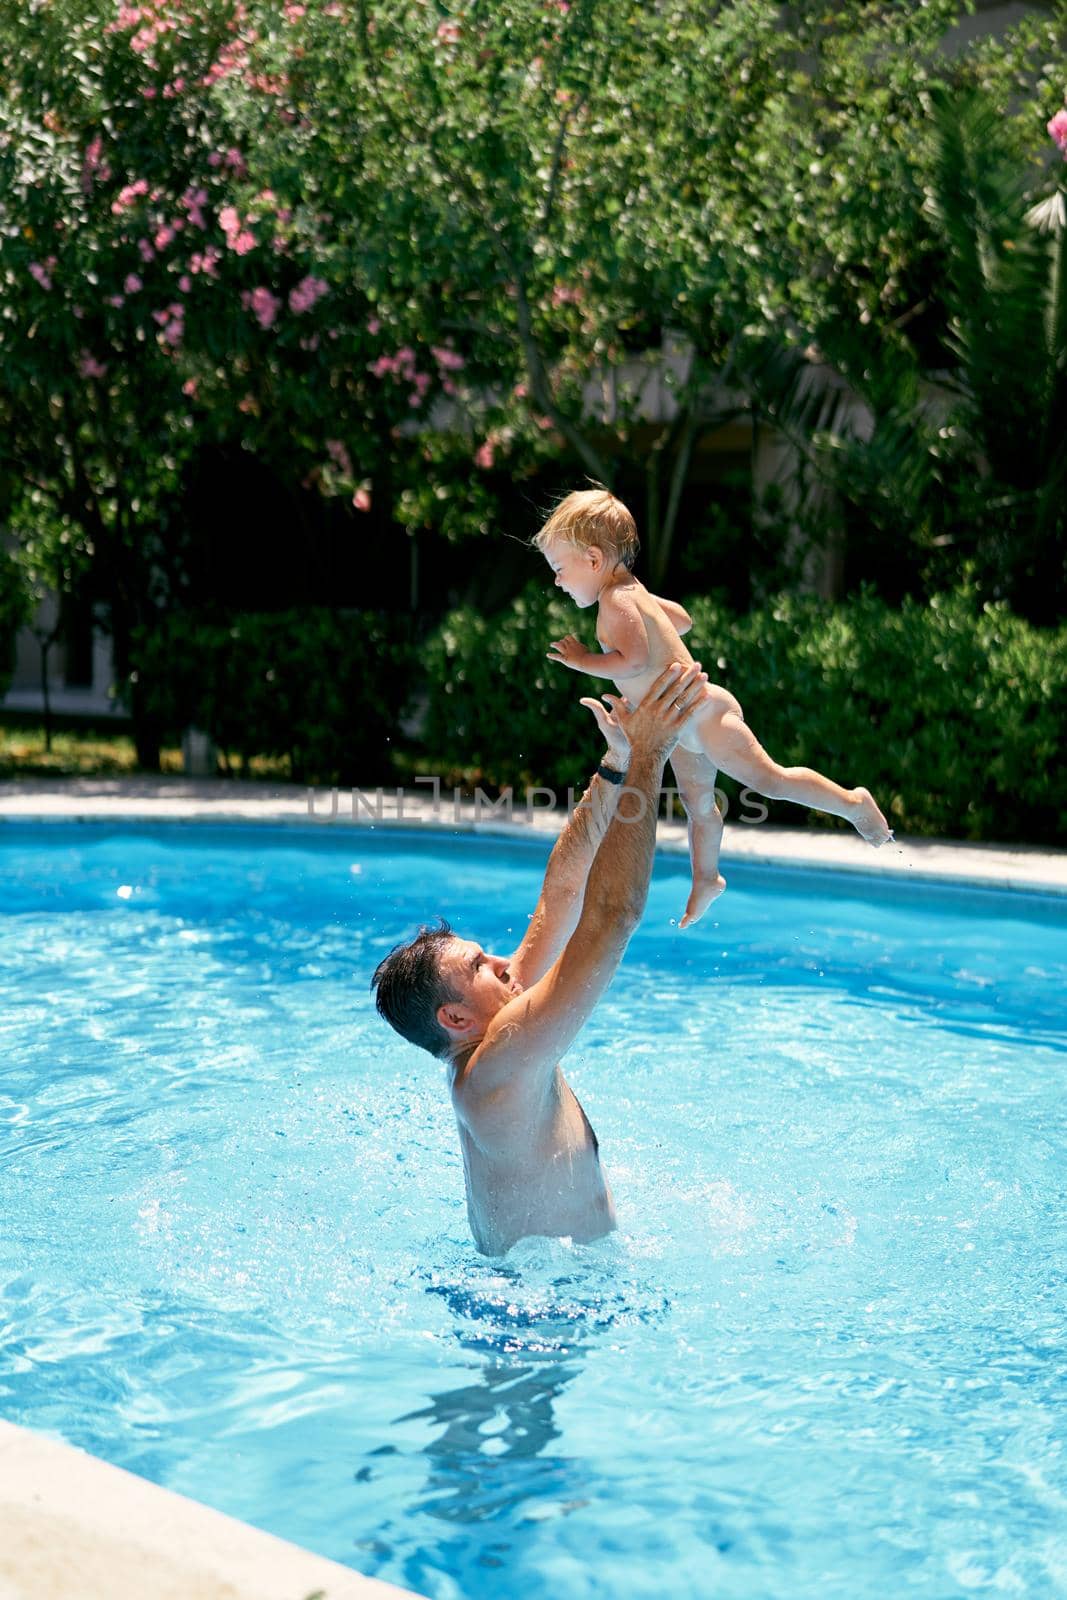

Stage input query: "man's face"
[{"left": 437, "top": 937, "right": 524, "bottom": 1039}]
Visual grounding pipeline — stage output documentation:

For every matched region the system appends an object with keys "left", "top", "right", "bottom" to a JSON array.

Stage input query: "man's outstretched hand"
[{"left": 580, "top": 663, "right": 710, "bottom": 768}]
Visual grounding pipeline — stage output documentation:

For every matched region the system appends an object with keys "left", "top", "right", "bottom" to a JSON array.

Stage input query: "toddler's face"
[{"left": 542, "top": 538, "right": 602, "bottom": 609}]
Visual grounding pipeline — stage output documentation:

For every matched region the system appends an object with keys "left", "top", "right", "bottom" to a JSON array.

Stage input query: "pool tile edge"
[{"left": 0, "top": 1420, "right": 421, "bottom": 1600}]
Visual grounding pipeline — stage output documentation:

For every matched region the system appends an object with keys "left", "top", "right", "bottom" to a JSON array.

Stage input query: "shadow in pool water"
[
  {"left": 393, "top": 1343, "right": 586, "bottom": 1526},
  {"left": 385, "top": 1272, "right": 593, "bottom": 1526}
]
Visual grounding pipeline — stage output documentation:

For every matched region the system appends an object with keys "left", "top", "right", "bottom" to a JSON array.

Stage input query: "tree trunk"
[
  {"left": 110, "top": 604, "right": 161, "bottom": 772},
  {"left": 38, "top": 635, "right": 53, "bottom": 755}
]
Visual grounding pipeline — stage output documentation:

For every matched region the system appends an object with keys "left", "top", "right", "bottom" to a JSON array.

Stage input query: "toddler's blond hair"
[{"left": 533, "top": 487, "right": 639, "bottom": 572}]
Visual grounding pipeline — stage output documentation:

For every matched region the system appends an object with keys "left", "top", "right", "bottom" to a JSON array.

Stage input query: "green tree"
[
  {"left": 736, "top": 84, "right": 1067, "bottom": 618},
  {"left": 0, "top": 0, "right": 438, "bottom": 761}
]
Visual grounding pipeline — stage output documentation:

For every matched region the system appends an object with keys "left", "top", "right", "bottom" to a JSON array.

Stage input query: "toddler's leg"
[
  {"left": 669, "top": 746, "right": 726, "bottom": 927},
  {"left": 702, "top": 709, "right": 892, "bottom": 845}
]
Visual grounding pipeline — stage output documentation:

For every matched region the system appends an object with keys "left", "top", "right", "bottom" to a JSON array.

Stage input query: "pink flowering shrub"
[
  {"left": 241, "top": 285, "right": 282, "bottom": 328},
  {"left": 288, "top": 274, "right": 329, "bottom": 313},
  {"left": 1049, "top": 109, "right": 1067, "bottom": 157}
]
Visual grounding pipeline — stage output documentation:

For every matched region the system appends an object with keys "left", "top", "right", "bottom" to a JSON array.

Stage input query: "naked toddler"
[{"left": 535, "top": 487, "right": 892, "bottom": 927}]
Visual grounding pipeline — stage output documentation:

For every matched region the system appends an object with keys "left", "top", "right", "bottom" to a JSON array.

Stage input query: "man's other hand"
[{"left": 579, "top": 694, "right": 631, "bottom": 768}]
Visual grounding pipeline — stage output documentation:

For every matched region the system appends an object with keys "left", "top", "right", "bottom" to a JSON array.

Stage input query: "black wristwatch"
[{"left": 595, "top": 760, "right": 627, "bottom": 786}]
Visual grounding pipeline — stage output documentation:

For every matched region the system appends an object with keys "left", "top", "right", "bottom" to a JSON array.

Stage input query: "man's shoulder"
[{"left": 453, "top": 1006, "right": 554, "bottom": 1108}]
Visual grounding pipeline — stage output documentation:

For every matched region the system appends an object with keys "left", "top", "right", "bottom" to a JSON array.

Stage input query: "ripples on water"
[{"left": 2, "top": 824, "right": 1066, "bottom": 1600}]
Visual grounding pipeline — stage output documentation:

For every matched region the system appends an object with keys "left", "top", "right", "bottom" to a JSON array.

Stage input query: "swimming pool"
[{"left": 2, "top": 821, "right": 1065, "bottom": 1599}]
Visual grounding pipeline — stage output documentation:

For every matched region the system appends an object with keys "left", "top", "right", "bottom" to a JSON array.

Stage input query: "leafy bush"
[
  {"left": 130, "top": 609, "right": 411, "bottom": 784},
  {"left": 421, "top": 582, "right": 1067, "bottom": 844},
  {"left": 420, "top": 584, "right": 604, "bottom": 797}
]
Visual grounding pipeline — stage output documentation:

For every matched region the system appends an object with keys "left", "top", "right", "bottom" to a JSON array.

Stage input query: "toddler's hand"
[{"left": 546, "top": 634, "right": 587, "bottom": 670}]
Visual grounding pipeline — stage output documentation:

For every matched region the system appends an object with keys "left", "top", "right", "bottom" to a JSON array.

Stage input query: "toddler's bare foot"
[
  {"left": 851, "top": 787, "right": 892, "bottom": 846},
  {"left": 679, "top": 872, "right": 727, "bottom": 928}
]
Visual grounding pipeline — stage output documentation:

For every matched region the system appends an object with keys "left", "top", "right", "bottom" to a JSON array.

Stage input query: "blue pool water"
[{"left": 2, "top": 821, "right": 1066, "bottom": 1599}]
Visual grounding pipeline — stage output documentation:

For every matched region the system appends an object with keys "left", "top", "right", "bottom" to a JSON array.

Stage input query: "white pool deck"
[{"left": 2, "top": 775, "right": 1064, "bottom": 1600}]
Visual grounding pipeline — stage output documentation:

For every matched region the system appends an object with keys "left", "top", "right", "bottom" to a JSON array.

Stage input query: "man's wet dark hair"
[{"left": 371, "top": 919, "right": 462, "bottom": 1060}]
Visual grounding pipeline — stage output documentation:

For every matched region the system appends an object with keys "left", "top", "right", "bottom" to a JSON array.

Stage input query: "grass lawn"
[{"left": 0, "top": 721, "right": 288, "bottom": 780}]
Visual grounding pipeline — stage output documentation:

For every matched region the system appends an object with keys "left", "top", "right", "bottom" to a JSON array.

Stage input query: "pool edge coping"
[
  {"left": 0, "top": 1418, "right": 421, "bottom": 1600},
  {"left": 1, "top": 778, "right": 1065, "bottom": 899}
]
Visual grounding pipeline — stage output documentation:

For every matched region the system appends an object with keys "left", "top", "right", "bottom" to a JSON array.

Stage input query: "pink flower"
[
  {"left": 28, "top": 260, "right": 53, "bottom": 290},
  {"left": 138, "top": 237, "right": 155, "bottom": 262},
  {"left": 224, "top": 147, "right": 247, "bottom": 175},
  {"left": 208, "top": 151, "right": 224, "bottom": 168},
  {"left": 178, "top": 275, "right": 192, "bottom": 292},
  {"left": 78, "top": 352, "right": 108, "bottom": 380},
  {"left": 353, "top": 487, "right": 372, "bottom": 512},
  {"left": 367, "top": 316, "right": 381, "bottom": 335},
  {"left": 124, "top": 273, "right": 142, "bottom": 293},
  {"left": 182, "top": 378, "right": 199, "bottom": 398},
  {"left": 513, "top": 382, "right": 528, "bottom": 398},
  {"left": 154, "top": 224, "right": 175, "bottom": 250},
  {"left": 81, "top": 135, "right": 106, "bottom": 192},
  {"left": 233, "top": 231, "right": 256, "bottom": 255},
  {"left": 218, "top": 205, "right": 240, "bottom": 236},
  {"left": 140, "top": 86, "right": 157, "bottom": 100},
  {"left": 1049, "top": 109, "right": 1067, "bottom": 156},
  {"left": 108, "top": 294, "right": 125, "bottom": 308},
  {"left": 160, "top": 319, "right": 183, "bottom": 346},
  {"left": 474, "top": 441, "right": 495, "bottom": 469},
  {"left": 238, "top": 394, "right": 257, "bottom": 414},
  {"left": 112, "top": 178, "right": 149, "bottom": 215},
  {"left": 284, "top": 3, "right": 306, "bottom": 18},
  {"left": 189, "top": 247, "right": 221, "bottom": 279},
  {"left": 326, "top": 438, "right": 353, "bottom": 474},
  {"left": 436, "top": 19, "right": 461, "bottom": 44},
  {"left": 431, "top": 345, "right": 465, "bottom": 372},
  {"left": 245, "top": 286, "right": 282, "bottom": 328},
  {"left": 288, "top": 274, "right": 329, "bottom": 313}
]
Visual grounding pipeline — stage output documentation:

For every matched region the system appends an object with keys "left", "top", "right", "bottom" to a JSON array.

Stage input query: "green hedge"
[
  {"left": 421, "top": 583, "right": 1067, "bottom": 845},
  {"left": 421, "top": 584, "right": 600, "bottom": 797},
  {"left": 130, "top": 608, "right": 411, "bottom": 784}
]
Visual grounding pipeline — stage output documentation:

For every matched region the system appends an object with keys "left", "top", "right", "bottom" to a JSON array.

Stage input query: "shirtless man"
[{"left": 371, "top": 661, "right": 710, "bottom": 1256}]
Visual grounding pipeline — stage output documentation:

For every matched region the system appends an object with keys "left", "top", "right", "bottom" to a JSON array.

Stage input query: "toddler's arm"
[
  {"left": 652, "top": 595, "right": 693, "bottom": 636},
  {"left": 547, "top": 592, "right": 650, "bottom": 680}
]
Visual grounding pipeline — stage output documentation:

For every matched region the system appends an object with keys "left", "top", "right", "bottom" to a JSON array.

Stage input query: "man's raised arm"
[
  {"left": 510, "top": 675, "right": 707, "bottom": 989},
  {"left": 474, "top": 664, "right": 709, "bottom": 1097}
]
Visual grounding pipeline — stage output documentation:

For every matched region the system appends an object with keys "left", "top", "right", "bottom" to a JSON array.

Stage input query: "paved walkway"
[{"left": 2, "top": 776, "right": 1065, "bottom": 896}]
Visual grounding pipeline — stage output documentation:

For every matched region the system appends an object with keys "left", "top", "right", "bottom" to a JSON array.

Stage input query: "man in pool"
[{"left": 371, "top": 662, "right": 710, "bottom": 1257}]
